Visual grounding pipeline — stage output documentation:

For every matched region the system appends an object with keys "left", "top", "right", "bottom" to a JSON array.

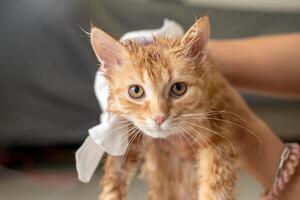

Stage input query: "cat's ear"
[
  {"left": 181, "top": 16, "right": 211, "bottom": 59},
  {"left": 90, "top": 26, "right": 128, "bottom": 72}
]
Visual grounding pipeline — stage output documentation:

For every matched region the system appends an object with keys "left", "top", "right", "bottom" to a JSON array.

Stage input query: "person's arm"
[
  {"left": 226, "top": 86, "right": 300, "bottom": 200},
  {"left": 208, "top": 33, "right": 300, "bottom": 98},
  {"left": 208, "top": 34, "right": 300, "bottom": 199}
]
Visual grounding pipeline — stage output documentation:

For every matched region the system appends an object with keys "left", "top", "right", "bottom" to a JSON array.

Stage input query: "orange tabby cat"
[{"left": 91, "top": 17, "right": 239, "bottom": 200}]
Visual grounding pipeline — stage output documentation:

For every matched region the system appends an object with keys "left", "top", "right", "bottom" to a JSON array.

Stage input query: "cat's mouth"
[
  {"left": 142, "top": 128, "right": 174, "bottom": 139},
  {"left": 134, "top": 123, "right": 176, "bottom": 139},
  {"left": 129, "top": 117, "right": 178, "bottom": 139}
]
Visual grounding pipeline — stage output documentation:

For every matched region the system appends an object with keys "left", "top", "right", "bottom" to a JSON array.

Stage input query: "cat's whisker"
[
  {"left": 203, "top": 117, "right": 262, "bottom": 154},
  {"left": 216, "top": 110, "right": 245, "bottom": 122},
  {"left": 117, "top": 125, "right": 139, "bottom": 144},
  {"left": 176, "top": 126, "right": 198, "bottom": 158},
  {"left": 179, "top": 124, "right": 205, "bottom": 151},
  {"left": 171, "top": 116, "right": 201, "bottom": 124},
  {"left": 174, "top": 133, "right": 182, "bottom": 146},
  {"left": 180, "top": 115, "right": 261, "bottom": 154},
  {"left": 180, "top": 110, "right": 245, "bottom": 122},
  {"left": 136, "top": 129, "right": 143, "bottom": 144},
  {"left": 180, "top": 130, "right": 184, "bottom": 148},
  {"left": 110, "top": 124, "right": 133, "bottom": 133},
  {"left": 183, "top": 119, "right": 235, "bottom": 155},
  {"left": 179, "top": 122, "right": 208, "bottom": 149},
  {"left": 141, "top": 130, "right": 145, "bottom": 146},
  {"left": 171, "top": 117, "right": 204, "bottom": 128},
  {"left": 180, "top": 122, "right": 223, "bottom": 157},
  {"left": 178, "top": 131, "right": 184, "bottom": 147},
  {"left": 110, "top": 120, "right": 132, "bottom": 126},
  {"left": 121, "top": 133, "right": 135, "bottom": 166},
  {"left": 122, "top": 127, "right": 139, "bottom": 166},
  {"left": 182, "top": 120, "right": 237, "bottom": 157},
  {"left": 100, "top": 128, "right": 128, "bottom": 148},
  {"left": 109, "top": 123, "right": 133, "bottom": 133},
  {"left": 112, "top": 120, "right": 133, "bottom": 125},
  {"left": 180, "top": 113, "right": 207, "bottom": 117},
  {"left": 180, "top": 110, "right": 244, "bottom": 121},
  {"left": 121, "top": 131, "right": 135, "bottom": 167},
  {"left": 105, "top": 125, "right": 138, "bottom": 148},
  {"left": 125, "top": 129, "right": 139, "bottom": 159}
]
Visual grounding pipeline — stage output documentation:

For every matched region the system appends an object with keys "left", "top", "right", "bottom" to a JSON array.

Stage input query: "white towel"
[{"left": 75, "top": 19, "right": 184, "bottom": 183}]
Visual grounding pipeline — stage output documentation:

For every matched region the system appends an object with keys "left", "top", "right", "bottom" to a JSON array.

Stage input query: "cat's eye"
[
  {"left": 128, "top": 85, "right": 145, "bottom": 99},
  {"left": 170, "top": 82, "right": 187, "bottom": 97}
]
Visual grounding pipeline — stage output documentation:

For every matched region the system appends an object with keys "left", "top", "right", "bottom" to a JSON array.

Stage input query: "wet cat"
[{"left": 91, "top": 17, "right": 239, "bottom": 200}]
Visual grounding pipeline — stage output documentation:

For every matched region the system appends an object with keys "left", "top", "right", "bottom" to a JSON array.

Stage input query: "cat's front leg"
[
  {"left": 197, "top": 142, "right": 237, "bottom": 200},
  {"left": 99, "top": 143, "right": 141, "bottom": 200}
]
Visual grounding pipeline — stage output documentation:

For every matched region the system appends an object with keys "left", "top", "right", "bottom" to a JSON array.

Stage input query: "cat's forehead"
[
  {"left": 125, "top": 42, "right": 173, "bottom": 83},
  {"left": 126, "top": 42, "right": 169, "bottom": 63},
  {"left": 116, "top": 40, "right": 196, "bottom": 89}
]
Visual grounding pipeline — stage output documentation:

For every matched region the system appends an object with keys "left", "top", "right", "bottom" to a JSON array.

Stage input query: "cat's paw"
[
  {"left": 99, "top": 193, "right": 124, "bottom": 200},
  {"left": 99, "top": 186, "right": 126, "bottom": 200}
]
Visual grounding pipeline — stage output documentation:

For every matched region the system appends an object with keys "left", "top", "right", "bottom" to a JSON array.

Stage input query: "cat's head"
[{"left": 91, "top": 17, "right": 221, "bottom": 139}]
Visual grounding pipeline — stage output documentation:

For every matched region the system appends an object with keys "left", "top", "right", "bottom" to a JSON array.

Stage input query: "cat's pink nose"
[{"left": 153, "top": 115, "right": 167, "bottom": 126}]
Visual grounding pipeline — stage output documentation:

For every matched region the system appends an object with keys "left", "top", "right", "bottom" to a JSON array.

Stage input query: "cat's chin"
[{"left": 142, "top": 129, "right": 174, "bottom": 139}]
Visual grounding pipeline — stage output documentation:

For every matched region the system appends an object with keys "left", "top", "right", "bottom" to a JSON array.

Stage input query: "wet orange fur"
[{"left": 92, "top": 17, "right": 238, "bottom": 200}]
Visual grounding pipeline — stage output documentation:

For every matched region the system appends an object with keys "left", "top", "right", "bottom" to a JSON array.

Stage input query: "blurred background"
[{"left": 0, "top": 0, "right": 299, "bottom": 199}]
